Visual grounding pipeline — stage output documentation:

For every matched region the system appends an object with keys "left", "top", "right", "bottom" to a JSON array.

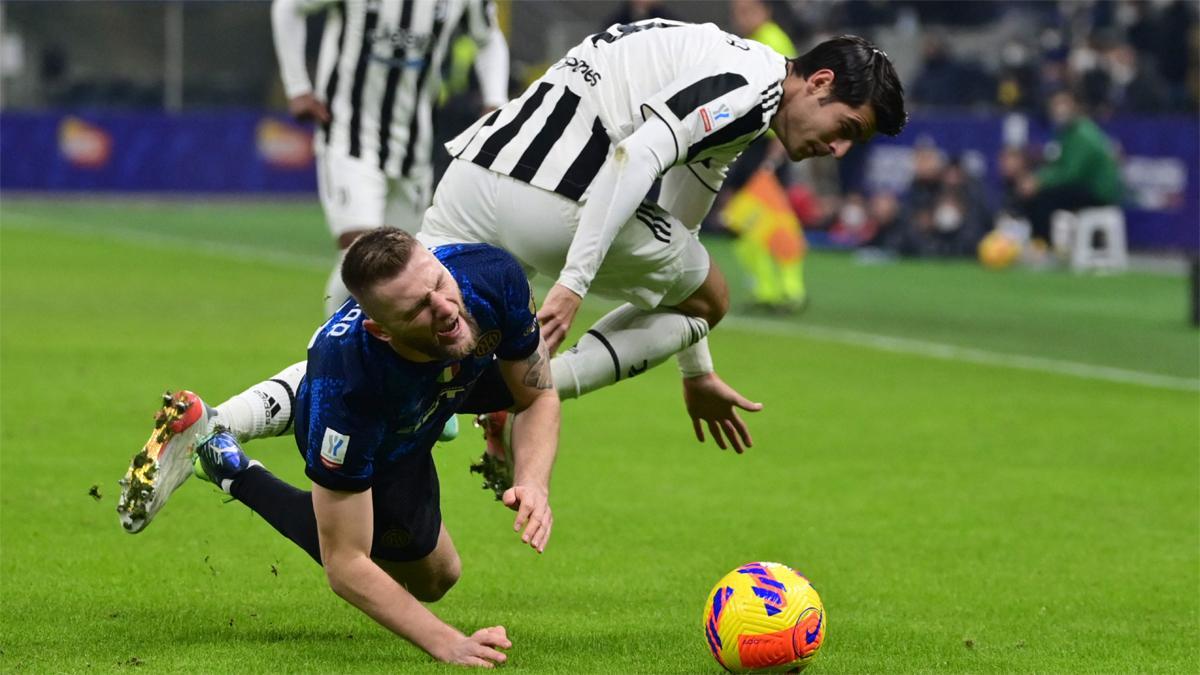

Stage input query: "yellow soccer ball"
[
  {"left": 703, "top": 562, "right": 826, "bottom": 672},
  {"left": 978, "top": 230, "right": 1021, "bottom": 269}
]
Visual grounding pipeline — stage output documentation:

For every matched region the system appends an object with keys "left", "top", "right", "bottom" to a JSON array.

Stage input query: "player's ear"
[
  {"left": 807, "top": 68, "right": 835, "bottom": 98},
  {"left": 363, "top": 319, "right": 391, "bottom": 343}
]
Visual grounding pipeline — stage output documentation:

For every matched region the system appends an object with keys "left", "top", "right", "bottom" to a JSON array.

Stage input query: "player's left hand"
[
  {"left": 502, "top": 484, "right": 552, "bottom": 553},
  {"left": 537, "top": 284, "right": 583, "bottom": 353},
  {"left": 682, "top": 372, "right": 763, "bottom": 453}
]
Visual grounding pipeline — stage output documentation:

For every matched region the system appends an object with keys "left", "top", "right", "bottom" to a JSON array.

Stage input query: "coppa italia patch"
[
  {"left": 320, "top": 427, "right": 349, "bottom": 469},
  {"left": 700, "top": 103, "right": 732, "bottom": 133}
]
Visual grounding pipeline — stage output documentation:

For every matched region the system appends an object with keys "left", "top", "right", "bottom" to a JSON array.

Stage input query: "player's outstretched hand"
[
  {"left": 537, "top": 283, "right": 583, "bottom": 353},
  {"left": 682, "top": 372, "right": 763, "bottom": 453},
  {"left": 287, "top": 93, "right": 331, "bottom": 125},
  {"left": 502, "top": 484, "right": 552, "bottom": 553},
  {"left": 437, "top": 626, "right": 511, "bottom": 668}
]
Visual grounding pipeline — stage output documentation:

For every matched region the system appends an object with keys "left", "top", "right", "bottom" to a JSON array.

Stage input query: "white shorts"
[
  {"left": 315, "top": 146, "right": 431, "bottom": 236},
  {"left": 419, "top": 160, "right": 709, "bottom": 309}
]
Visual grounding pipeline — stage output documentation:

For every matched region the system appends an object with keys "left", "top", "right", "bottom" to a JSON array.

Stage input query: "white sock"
[
  {"left": 324, "top": 249, "right": 351, "bottom": 317},
  {"left": 212, "top": 361, "right": 306, "bottom": 442},
  {"left": 676, "top": 337, "right": 715, "bottom": 378},
  {"left": 551, "top": 304, "right": 709, "bottom": 399}
]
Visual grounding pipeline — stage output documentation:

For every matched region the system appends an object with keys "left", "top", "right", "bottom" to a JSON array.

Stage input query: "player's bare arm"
[
  {"left": 497, "top": 336, "right": 560, "bottom": 552},
  {"left": 311, "top": 484, "right": 509, "bottom": 667}
]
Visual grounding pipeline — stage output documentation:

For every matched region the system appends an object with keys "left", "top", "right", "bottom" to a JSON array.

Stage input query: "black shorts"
[{"left": 368, "top": 451, "right": 442, "bottom": 562}]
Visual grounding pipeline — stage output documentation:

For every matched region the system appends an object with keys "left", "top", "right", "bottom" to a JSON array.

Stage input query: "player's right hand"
[
  {"left": 537, "top": 283, "right": 583, "bottom": 353},
  {"left": 287, "top": 93, "right": 331, "bottom": 125},
  {"left": 437, "top": 626, "right": 511, "bottom": 668}
]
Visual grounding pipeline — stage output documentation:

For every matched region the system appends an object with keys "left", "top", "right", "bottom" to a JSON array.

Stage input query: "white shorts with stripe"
[
  {"left": 315, "top": 146, "right": 432, "bottom": 237},
  {"left": 418, "top": 159, "right": 710, "bottom": 310}
]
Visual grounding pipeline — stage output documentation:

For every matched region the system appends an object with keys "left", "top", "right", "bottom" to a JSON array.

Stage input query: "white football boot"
[{"left": 116, "top": 390, "right": 214, "bottom": 533}]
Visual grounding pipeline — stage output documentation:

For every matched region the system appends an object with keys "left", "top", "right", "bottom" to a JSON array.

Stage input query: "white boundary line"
[
  {"left": 726, "top": 315, "right": 1200, "bottom": 393},
  {"left": 6, "top": 210, "right": 1198, "bottom": 393},
  {"left": 2, "top": 212, "right": 330, "bottom": 270}
]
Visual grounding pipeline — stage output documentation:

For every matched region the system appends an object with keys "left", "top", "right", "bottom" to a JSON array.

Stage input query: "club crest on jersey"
[
  {"left": 700, "top": 103, "right": 733, "bottom": 134},
  {"left": 474, "top": 330, "right": 502, "bottom": 356},
  {"left": 320, "top": 428, "right": 349, "bottom": 470}
]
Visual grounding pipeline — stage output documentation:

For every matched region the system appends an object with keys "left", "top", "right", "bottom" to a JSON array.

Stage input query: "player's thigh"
[
  {"left": 316, "top": 148, "right": 389, "bottom": 237},
  {"left": 384, "top": 173, "right": 431, "bottom": 234},
  {"left": 418, "top": 159, "right": 501, "bottom": 248},
  {"left": 368, "top": 454, "right": 444, "bottom": 564},
  {"left": 588, "top": 200, "right": 710, "bottom": 310},
  {"left": 492, "top": 172, "right": 580, "bottom": 278},
  {"left": 421, "top": 160, "right": 575, "bottom": 281}
]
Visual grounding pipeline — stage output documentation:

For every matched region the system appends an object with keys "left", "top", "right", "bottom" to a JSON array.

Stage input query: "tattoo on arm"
[{"left": 522, "top": 340, "right": 553, "bottom": 390}]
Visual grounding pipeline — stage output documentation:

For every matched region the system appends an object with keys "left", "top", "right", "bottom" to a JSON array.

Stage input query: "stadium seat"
[{"left": 1051, "top": 206, "right": 1128, "bottom": 273}]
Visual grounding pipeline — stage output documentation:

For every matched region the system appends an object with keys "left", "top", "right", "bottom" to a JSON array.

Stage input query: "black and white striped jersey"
[
  {"left": 273, "top": 0, "right": 506, "bottom": 179},
  {"left": 446, "top": 20, "right": 786, "bottom": 202}
]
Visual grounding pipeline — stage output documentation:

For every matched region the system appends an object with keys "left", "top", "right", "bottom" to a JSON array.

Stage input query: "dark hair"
[
  {"left": 791, "top": 35, "right": 907, "bottom": 137},
  {"left": 341, "top": 227, "right": 419, "bottom": 300}
]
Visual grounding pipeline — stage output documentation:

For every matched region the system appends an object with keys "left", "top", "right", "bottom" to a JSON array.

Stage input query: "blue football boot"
[{"left": 193, "top": 430, "right": 261, "bottom": 494}]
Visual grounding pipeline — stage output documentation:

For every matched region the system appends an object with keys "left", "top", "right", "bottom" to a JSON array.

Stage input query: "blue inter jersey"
[{"left": 294, "top": 243, "right": 539, "bottom": 492}]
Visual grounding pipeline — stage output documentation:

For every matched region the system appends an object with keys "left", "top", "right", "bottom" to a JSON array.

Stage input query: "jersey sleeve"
[
  {"left": 271, "top": 0, "right": 338, "bottom": 99},
  {"left": 300, "top": 361, "right": 386, "bottom": 493},
  {"left": 494, "top": 259, "right": 540, "bottom": 361},
  {"left": 464, "top": 0, "right": 499, "bottom": 44},
  {"left": 639, "top": 64, "right": 767, "bottom": 166}
]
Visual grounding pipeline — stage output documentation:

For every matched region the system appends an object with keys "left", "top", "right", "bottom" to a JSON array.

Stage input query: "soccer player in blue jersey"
[{"left": 117, "top": 228, "right": 557, "bottom": 668}]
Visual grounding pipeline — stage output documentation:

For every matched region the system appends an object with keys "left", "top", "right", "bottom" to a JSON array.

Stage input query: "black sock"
[{"left": 229, "top": 466, "right": 322, "bottom": 565}]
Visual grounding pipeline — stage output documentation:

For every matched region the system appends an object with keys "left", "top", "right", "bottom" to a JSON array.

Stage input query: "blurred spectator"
[
  {"left": 1016, "top": 89, "right": 1123, "bottom": 244},
  {"left": 910, "top": 33, "right": 994, "bottom": 108},
  {"left": 1106, "top": 43, "right": 1169, "bottom": 114},
  {"left": 995, "top": 39, "right": 1043, "bottom": 112},
  {"left": 828, "top": 192, "right": 875, "bottom": 247},
  {"left": 865, "top": 191, "right": 903, "bottom": 248}
]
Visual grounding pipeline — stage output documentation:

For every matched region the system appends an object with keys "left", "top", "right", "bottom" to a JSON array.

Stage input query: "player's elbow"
[
  {"left": 323, "top": 562, "right": 358, "bottom": 601},
  {"left": 614, "top": 137, "right": 669, "bottom": 175}
]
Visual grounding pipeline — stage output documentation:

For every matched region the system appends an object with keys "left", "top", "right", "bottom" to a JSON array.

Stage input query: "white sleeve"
[
  {"left": 556, "top": 116, "right": 677, "bottom": 298},
  {"left": 658, "top": 161, "right": 728, "bottom": 231},
  {"left": 473, "top": 24, "right": 509, "bottom": 109},
  {"left": 271, "top": 0, "right": 327, "bottom": 99}
]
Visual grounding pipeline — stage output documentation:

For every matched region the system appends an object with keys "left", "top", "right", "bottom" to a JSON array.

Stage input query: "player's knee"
[
  {"left": 673, "top": 262, "right": 730, "bottom": 328},
  {"left": 676, "top": 283, "right": 729, "bottom": 328},
  {"left": 704, "top": 288, "right": 730, "bottom": 327}
]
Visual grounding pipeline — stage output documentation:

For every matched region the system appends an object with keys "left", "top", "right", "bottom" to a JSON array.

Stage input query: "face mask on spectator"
[
  {"left": 841, "top": 202, "right": 868, "bottom": 230},
  {"left": 934, "top": 202, "right": 963, "bottom": 232}
]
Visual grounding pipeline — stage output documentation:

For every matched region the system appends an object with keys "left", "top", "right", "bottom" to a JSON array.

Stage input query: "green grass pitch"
[{"left": 2, "top": 198, "right": 1197, "bottom": 673}]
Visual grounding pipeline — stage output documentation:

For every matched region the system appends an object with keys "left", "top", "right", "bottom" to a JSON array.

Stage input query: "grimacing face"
[
  {"left": 359, "top": 247, "right": 479, "bottom": 362},
  {"left": 771, "top": 68, "right": 878, "bottom": 162}
]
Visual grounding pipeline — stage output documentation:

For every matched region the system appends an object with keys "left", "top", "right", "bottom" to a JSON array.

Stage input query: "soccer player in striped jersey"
[
  {"left": 423, "top": 23, "right": 906, "bottom": 451},
  {"left": 272, "top": 0, "right": 509, "bottom": 316}
]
